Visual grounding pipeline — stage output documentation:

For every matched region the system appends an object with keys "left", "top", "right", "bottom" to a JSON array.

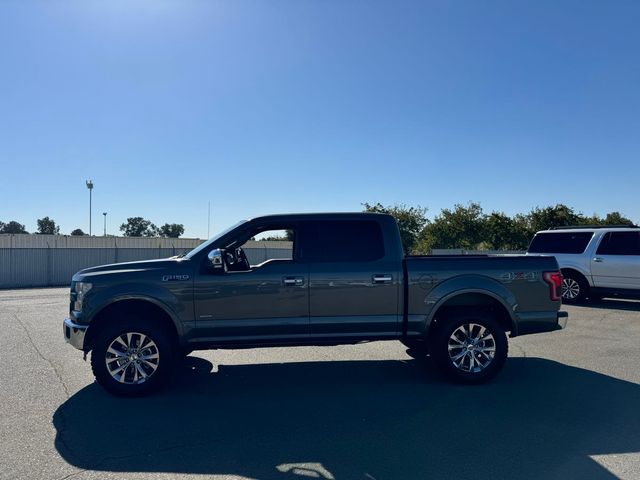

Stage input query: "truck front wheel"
[
  {"left": 430, "top": 313, "right": 508, "bottom": 384},
  {"left": 90, "top": 317, "right": 176, "bottom": 396}
]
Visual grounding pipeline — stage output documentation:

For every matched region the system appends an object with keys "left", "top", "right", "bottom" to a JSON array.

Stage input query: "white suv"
[{"left": 527, "top": 226, "right": 640, "bottom": 303}]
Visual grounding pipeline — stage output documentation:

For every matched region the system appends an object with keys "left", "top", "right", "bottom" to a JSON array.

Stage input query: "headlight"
[{"left": 73, "top": 282, "right": 92, "bottom": 311}]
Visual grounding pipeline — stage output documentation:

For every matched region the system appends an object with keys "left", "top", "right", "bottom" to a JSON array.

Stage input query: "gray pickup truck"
[{"left": 64, "top": 213, "right": 567, "bottom": 395}]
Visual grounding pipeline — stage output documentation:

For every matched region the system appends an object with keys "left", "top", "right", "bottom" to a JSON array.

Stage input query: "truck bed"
[{"left": 403, "top": 254, "right": 562, "bottom": 337}]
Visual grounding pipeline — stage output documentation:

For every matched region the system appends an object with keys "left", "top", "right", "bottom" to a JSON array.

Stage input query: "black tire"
[
  {"left": 561, "top": 271, "right": 589, "bottom": 304},
  {"left": 90, "top": 316, "right": 176, "bottom": 396},
  {"left": 430, "top": 313, "right": 508, "bottom": 385}
]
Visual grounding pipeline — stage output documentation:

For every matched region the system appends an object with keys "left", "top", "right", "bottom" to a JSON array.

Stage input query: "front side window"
[
  {"left": 528, "top": 232, "right": 594, "bottom": 254},
  {"left": 300, "top": 220, "right": 385, "bottom": 262},
  {"left": 241, "top": 229, "right": 295, "bottom": 264},
  {"left": 596, "top": 232, "right": 640, "bottom": 255}
]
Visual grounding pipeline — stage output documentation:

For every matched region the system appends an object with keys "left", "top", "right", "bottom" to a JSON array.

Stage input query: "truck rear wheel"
[
  {"left": 430, "top": 313, "right": 508, "bottom": 384},
  {"left": 90, "top": 317, "right": 176, "bottom": 396}
]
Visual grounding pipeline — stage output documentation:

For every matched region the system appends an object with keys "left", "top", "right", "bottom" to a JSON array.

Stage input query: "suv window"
[
  {"left": 596, "top": 232, "right": 640, "bottom": 255},
  {"left": 300, "top": 220, "right": 385, "bottom": 262},
  {"left": 528, "top": 232, "right": 593, "bottom": 254}
]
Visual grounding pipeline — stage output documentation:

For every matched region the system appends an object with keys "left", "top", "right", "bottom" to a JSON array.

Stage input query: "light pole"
[
  {"left": 103, "top": 212, "right": 107, "bottom": 237},
  {"left": 86, "top": 180, "right": 94, "bottom": 236}
]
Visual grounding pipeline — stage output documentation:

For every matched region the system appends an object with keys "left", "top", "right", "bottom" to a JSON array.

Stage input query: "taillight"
[{"left": 543, "top": 271, "right": 563, "bottom": 301}]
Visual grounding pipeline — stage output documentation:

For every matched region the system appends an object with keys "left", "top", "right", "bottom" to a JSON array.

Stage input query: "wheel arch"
[
  {"left": 428, "top": 290, "right": 516, "bottom": 337},
  {"left": 560, "top": 267, "right": 590, "bottom": 285},
  {"left": 84, "top": 297, "right": 182, "bottom": 352}
]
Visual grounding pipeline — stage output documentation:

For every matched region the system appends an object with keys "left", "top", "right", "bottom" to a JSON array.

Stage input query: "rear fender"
[{"left": 422, "top": 275, "right": 518, "bottom": 334}]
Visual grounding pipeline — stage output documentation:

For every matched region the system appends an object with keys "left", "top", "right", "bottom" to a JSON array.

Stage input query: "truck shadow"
[{"left": 53, "top": 356, "right": 640, "bottom": 480}]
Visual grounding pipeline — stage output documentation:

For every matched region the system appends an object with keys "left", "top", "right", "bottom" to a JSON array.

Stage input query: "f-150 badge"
[{"left": 162, "top": 274, "right": 190, "bottom": 282}]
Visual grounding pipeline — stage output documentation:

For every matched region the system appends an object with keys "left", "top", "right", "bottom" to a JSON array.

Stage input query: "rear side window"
[
  {"left": 528, "top": 232, "right": 593, "bottom": 254},
  {"left": 300, "top": 220, "right": 385, "bottom": 262},
  {"left": 596, "top": 232, "right": 640, "bottom": 255}
]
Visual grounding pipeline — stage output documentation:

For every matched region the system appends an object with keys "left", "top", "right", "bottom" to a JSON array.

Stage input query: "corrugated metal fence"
[
  {"left": 0, "top": 235, "right": 293, "bottom": 289},
  {"left": 0, "top": 234, "right": 203, "bottom": 249},
  {"left": 0, "top": 248, "right": 184, "bottom": 288}
]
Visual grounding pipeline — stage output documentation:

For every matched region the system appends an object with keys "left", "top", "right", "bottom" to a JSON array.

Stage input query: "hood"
[{"left": 74, "top": 258, "right": 184, "bottom": 279}]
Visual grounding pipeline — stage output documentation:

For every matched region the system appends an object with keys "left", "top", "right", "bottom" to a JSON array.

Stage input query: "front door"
[{"left": 193, "top": 225, "right": 309, "bottom": 343}]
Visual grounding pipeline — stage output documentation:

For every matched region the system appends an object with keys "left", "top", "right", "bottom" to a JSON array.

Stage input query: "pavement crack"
[
  {"left": 12, "top": 312, "right": 71, "bottom": 399},
  {"left": 56, "top": 469, "right": 88, "bottom": 480},
  {"left": 11, "top": 311, "right": 84, "bottom": 470}
]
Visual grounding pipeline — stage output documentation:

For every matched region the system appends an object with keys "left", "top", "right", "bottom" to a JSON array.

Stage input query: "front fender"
[{"left": 83, "top": 282, "right": 186, "bottom": 338}]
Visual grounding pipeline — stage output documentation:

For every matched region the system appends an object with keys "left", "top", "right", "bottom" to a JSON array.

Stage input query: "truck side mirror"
[{"left": 208, "top": 248, "right": 226, "bottom": 271}]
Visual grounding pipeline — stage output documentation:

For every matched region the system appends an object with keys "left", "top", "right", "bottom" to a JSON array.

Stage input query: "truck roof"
[
  {"left": 536, "top": 227, "right": 639, "bottom": 234},
  {"left": 246, "top": 212, "right": 394, "bottom": 223}
]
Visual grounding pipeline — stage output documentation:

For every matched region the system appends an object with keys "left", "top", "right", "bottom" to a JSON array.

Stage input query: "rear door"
[
  {"left": 301, "top": 220, "right": 401, "bottom": 339},
  {"left": 591, "top": 231, "right": 640, "bottom": 289}
]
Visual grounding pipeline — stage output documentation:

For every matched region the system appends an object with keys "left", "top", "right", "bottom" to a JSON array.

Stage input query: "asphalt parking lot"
[{"left": 1, "top": 288, "right": 639, "bottom": 480}]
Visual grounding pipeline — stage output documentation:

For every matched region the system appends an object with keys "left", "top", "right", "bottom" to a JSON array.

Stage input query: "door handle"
[
  {"left": 593, "top": 257, "right": 604, "bottom": 263},
  {"left": 283, "top": 277, "right": 304, "bottom": 286},
  {"left": 372, "top": 274, "right": 392, "bottom": 284}
]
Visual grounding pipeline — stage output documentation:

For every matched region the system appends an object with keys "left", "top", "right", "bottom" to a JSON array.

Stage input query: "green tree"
[
  {"left": 70, "top": 228, "right": 86, "bottom": 236},
  {"left": 484, "top": 212, "right": 531, "bottom": 250},
  {"left": 417, "top": 202, "right": 486, "bottom": 252},
  {"left": 158, "top": 223, "right": 185, "bottom": 238},
  {"left": 575, "top": 211, "right": 634, "bottom": 227},
  {"left": 36, "top": 216, "right": 60, "bottom": 235},
  {"left": 120, "top": 217, "right": 157, "bottom": 237},
  {"left": 0, "top": 221, "right": 28, "bottom": 234},
  {"left": 603, "top": 211, "right": 634, "bottom": 225},
  {"left": 525, "top": 204, "right": 582, "bottom": 232},
  {"left": 363, "top": 202, "right": 428, "bottom": 253}
]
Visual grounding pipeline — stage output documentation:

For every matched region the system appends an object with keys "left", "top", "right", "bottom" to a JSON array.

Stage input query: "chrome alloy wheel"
[
  {"left": 562, "top": 278, "right": 580, "bottom": 300},
  {"left": 447, "top": 323, "right": 496, "bottom": 373},
  {"left": 105, "top": 332, "right": 160, "bottom": 384}
]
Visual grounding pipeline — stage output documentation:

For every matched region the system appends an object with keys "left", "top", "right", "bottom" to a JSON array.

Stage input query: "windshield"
[{"left": 184, "top": 221, "right": 248, "bottom": 259}]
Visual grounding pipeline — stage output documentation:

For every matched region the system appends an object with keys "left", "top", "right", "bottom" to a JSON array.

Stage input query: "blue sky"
[{"left": 1, "top": 0, "right": 639, "bottom": 238}]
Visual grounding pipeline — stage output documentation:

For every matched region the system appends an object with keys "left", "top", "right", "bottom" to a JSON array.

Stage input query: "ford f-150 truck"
[{"left": 64, "top": 213, "right": 567, "bottom": 395}]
